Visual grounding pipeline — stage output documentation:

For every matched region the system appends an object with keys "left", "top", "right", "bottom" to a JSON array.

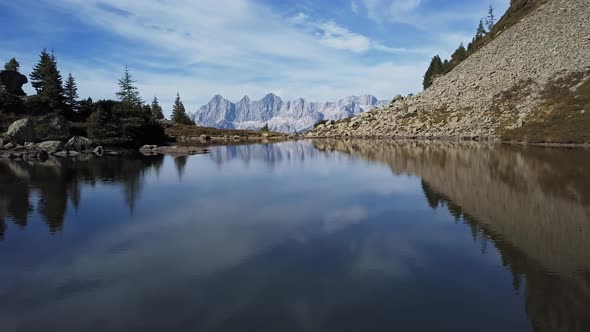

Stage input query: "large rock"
[
  {"left": 3, "top": 118, "right": 36, "bottom": 145},
  {"left": 37, "top": 140, "right": 65, "bottom": 154},
  {"left": 0, "top": 70, "right": 28, "bottom": 96},
  {"left": 64, "top": 136, "right": 93, "bottom": 151},
  {"left": 36, "top": 114, "right": 70, "bottom": 140}
]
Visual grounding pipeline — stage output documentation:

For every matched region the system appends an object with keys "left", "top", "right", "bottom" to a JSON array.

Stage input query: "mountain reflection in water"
[{"left": 0, "top": 141, "right": 588, "bottom": 332}]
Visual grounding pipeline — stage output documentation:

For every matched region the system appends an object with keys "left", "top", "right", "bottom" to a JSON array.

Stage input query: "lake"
[{"left": 0, "top": 140, "right": 589, "bottom": 332}]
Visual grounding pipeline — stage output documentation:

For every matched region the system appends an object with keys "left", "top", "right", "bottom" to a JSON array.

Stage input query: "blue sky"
[{"left": 0, "top": 0, "right": 508, "bottom": 115}]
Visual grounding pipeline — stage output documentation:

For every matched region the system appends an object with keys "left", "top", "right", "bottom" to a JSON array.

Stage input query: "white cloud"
[{"left": 11, "top": 0, "right": 431, "bottom": 113}]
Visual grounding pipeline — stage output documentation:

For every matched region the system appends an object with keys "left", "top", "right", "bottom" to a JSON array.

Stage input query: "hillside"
[
  {"left": 194, "top": 94, "right": 388, "bottom": 133},
  {"left": 309, "top": 0, "right": 590, "bottom": 144}
]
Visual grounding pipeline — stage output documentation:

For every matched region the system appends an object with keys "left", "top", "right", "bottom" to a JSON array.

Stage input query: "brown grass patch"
[{"left": 502, "top": 70, "right": 590, "bottom": 143}]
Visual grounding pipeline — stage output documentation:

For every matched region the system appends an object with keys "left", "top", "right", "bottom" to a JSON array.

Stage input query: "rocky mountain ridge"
[
  {"left": 309, "top": 0, "right": 590, "bottom": 144},
  {"left": 194, "top": 93, "right": 388, "bottom": 133}
]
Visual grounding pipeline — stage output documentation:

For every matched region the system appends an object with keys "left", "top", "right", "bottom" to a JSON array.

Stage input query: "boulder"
[
  {"left": 36, "top": 114, "right": 70, "bottom": 140},
  {"left": 65, "top": 136, "right": 93, "bottom": 151},
  {"left": 199, "top": 134, "right": 212, "bottom": 141},
  {"left": 0, "top": 70, "right": 28, "bottom": 96},
  {"left": 140, "top": 145, "right": 157, "bottom": 151},
  {"left": 4, "top": 118, "right": 36, "bottom": 145},
  {"left": 37, "top": 140, "right": 65, "bottom": 154},
  {"left": 3, "top": 142, "right": 15, "bottom": 150}
]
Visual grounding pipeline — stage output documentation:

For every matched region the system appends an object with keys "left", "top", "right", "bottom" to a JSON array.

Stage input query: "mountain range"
[{"left": 193, "top": 94, "right": 388, "bottom": 132}]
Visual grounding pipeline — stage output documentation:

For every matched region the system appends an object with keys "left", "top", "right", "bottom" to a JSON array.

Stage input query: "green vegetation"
[
  {"left": 171, "top": 92, "right": 194, "bottom": 125},
  {"left": 423, "top": 55, "right": 444, "bottom": 89},
  {"left": 64, "top": 73, "right": 79, "bottom": 113},
  {"left": 150, "top": 96, "right": 164, "bottom": 120},
  {"left": 260, "top": 123, "right": 269, "bottom": 132},
  {"left": 4, "top": 58, "right": 19, "bottom": 72},
  {"left": 1, "top": 50, "right": 170, "bottom": 147},
  {"left": 29, "top": 49, "right": 65, "bottom": 112}
]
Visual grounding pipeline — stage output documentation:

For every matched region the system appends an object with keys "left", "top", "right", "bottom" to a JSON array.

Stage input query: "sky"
[{"left": 0, "top": 0, "right": 508, "bottom": 115}]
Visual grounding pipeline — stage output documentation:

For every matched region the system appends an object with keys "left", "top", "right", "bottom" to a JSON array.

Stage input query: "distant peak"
[
  {"left": 240, "top": 95, "right": 250, "bottom": 101},
  {"left": 210, "top": 94, "right": 226, "bottom": 103}
]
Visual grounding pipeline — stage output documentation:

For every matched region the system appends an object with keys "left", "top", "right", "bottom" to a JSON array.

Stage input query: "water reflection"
[
  {"left": 0, "top": 141, "right": 589, "bottom": 331},
  {"left": 0, "top": 155, "right": 164, "bottom": 238},
  {"left": 314, "top": 139, "right": 590, "bottom": 331}
]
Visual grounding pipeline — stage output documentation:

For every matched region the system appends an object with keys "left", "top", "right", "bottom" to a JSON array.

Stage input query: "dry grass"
[{"left": 502, "top": 70, "right": 590, "bottom": 143}]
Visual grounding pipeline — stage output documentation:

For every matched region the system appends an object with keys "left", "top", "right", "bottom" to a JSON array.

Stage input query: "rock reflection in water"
[{"left": 313, "top": 139, "right": 590, "bottom": 331}]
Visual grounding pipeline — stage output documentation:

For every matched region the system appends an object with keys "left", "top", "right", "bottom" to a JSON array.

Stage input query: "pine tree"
[
  {"left": 261, "top": 123, "right": 269, "bottom": 132},
  {"left": 4, "top": 58, "right": 19, "bottom": 72},
  {"left": 423, "top": 55, "right": 444, "bottom": 90},
  {"left": 29, "top": 49, "right": 52, "bottom": 94},
  {"left": 116, "top": 65, "right": 142, "bottom": 106},
  {"left": 171, "top": 92, "right": 193, "bottom": 125},
  {"left": 64, "top": 73, "right": 79, "bottom": 113},
  {"left": 451, "top": 43, "right": 467, "bottom": 63},
  {"left": 475, "top": 19, "right": 487, "bottom": 41},
  {"left": 486, "top": 5, "right": 496, "bottom": 31},
  {"left": 150, "top": 95, "right": 164, "bottom": 119},
  {"left": 29, "top": 49, "right": 65, "bottom": 111}
]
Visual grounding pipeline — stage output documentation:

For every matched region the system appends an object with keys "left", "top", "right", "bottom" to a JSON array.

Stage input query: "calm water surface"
[{"left": 0, "top": 140, "right": 589, "bottom": 332}]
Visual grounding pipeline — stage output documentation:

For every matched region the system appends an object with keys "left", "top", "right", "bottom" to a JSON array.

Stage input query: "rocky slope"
[
  {"left": 309, "top": 0, "right": 590, "bottom": 144},
  {"left": 194, "top": 94, "right": 388, "bottom": 133}
]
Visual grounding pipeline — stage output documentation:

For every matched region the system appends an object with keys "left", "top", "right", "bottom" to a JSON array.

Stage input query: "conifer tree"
[
  {"left": 475, "top": 19, "right": 487, "bottom": 41},
  {"left": 29, "top": 49, "right": 65, "bottom": 111},
  {"left": 64, "top": 73, "right": 79, "bottom": 113},
  {"left": 150, "top": 96, "right": 164, "bottom": 119},
  {"left": 171, "top": 92, "right": 193, "bottom": 125},
  {"left": 261, "top": 123, "right": 269, "bottom": 132},
  {"left": 4, "top": 58, "right": 19, "bottom": 72},
  {"left": 423, "top": 55, "right": 444, "bottom": 90},
  {"left": 116, "top": 65, "right": 142, "bottom": 106},
  {"left": 451, "top": 43, "right": 467, "bottom": 63},
  {"left": 486, "top": 5, "right": 496, "bottom": 31}
]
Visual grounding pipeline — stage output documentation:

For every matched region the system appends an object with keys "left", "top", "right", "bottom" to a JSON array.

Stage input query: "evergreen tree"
[
  {"left": 261, "top": 123, "right": 269, "bottom": 132},
  {"left": 30, "top": 49, "right": 53, "bottom": 94},
  {"left": 486, "top": 5, "right": 496, "bottom": 31},
  {"left": 423, "top": 55, "right": 444, "bottom": 90},
  {"left": 64, "top": 73, "right": 79, "bottom": 113},
  {"left": 4, "top": 58, "right": 19, "bottom": 72},
  {"left": 171, "top": 92, "right": 194, "bottom": 125},
  {"left": 475, "top": 19, "right": 487, "bottom": 41},
  {"left": 116, "top": 65, "right": 142, "bottom": 106},
  {"left": 150, "top": 95, "right": 164, "bottom": 119},
  {"left": 29, "top": 49, "right": 65, "bottom": 111},
  {"left": 451, "top": 43, "right": 467, "bottom": 64}
]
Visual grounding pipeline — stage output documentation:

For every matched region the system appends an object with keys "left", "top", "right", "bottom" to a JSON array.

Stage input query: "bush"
[
  {"left": 0, "top": 92, "right": 26, "bottom": 114},
  {"left": 23, "top": 95, "right": 52, "bottom": 116}
]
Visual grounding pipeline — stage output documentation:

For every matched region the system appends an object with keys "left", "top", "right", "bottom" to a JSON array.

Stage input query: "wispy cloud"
[{"left": 0, "top": 0, "right": 508, "bottom": 114}]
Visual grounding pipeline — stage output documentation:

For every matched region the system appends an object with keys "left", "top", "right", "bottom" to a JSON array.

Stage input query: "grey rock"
[
  {"left": 0, "top": 70, "right": 28, "bottom": 96},
  {"left": 4, "top": 118, "right": 36, "bottom": 145},
  {"left": 65, "top": 136, "right": 93, "bottom": 151},
  {"left": 37, "top": 140, "right": 65, "bottom": 153},
  {"left": 36, "top": 114, "right": 70, "bottom": 139},
  {"left": 199, "top": 134, "right": 212, "bottom": 141},
  {"left": 3, "top": 142, "right": 16, "bottom": 150}
]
